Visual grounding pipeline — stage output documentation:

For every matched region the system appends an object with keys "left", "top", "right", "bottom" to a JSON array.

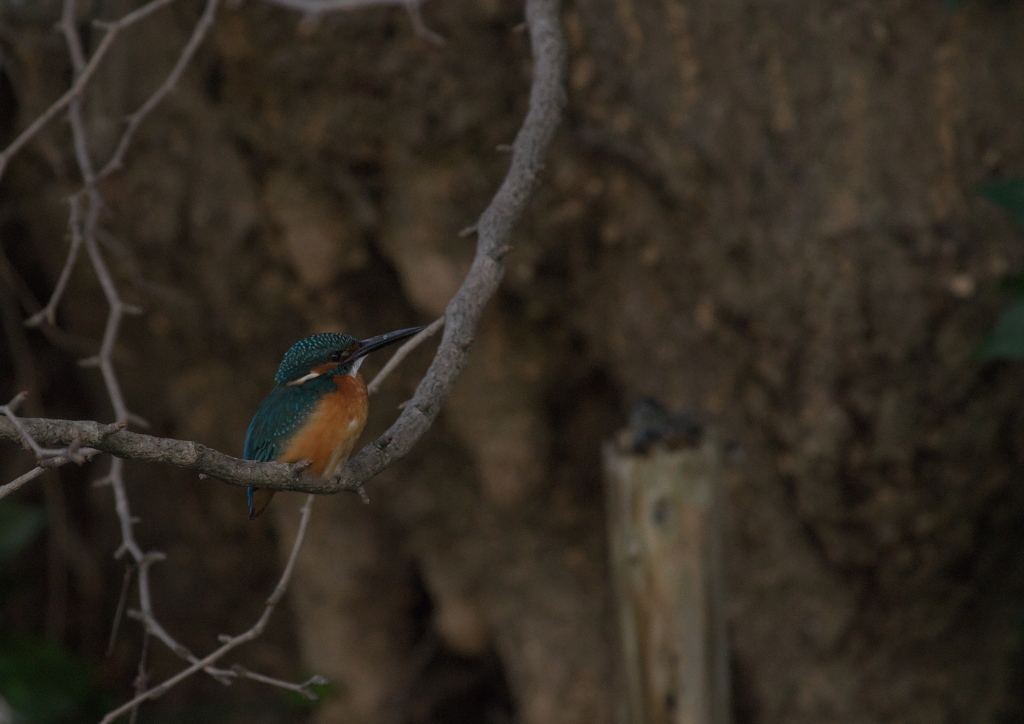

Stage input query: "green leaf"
[
  {"left": 979, "top": 299, "right": 1024, "bottom": 359},
  {"left": 975, "top": 176, "right": 1024, "bottom": 225},
  {"left": 0, "top": 501, "right": 46, "bottom": 562},
  {"left": 0, "top": 638, "right": 92, "bottom": 723}
]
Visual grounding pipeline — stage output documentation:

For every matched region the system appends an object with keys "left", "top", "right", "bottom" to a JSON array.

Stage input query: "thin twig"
[
  {"left": 24, "top": 197, "right": 84, "bottom": 329},
  {"left": 0, "top": 244, "right": 95, "bottom": 353},
  {"left": 99, "top": 495, "right": 317, "bottom": 724},
  {"left": 0, "top": 467, "right": 47, "bottom": 500},
  {"left": 0, "top": 448, "right": 104, "bottom": 502},
  {"left": 0, "top": 0, "right": 181, "bottom": 183},
  {"left": 107, "top": 564, "right": 136, "bottom": 656},
  {"left": 1, "top": 393, "right": 69, "bottom": 458},
  {"left": 230, "top": 665, "right": 328, "bottom": 700},
  {"left": 97, "top": 0, "right": 221, "bottom": 181},
  {"left": 367, "top": 316, "right": 443, "bottom": 395},
  {"left": 49, "top": 1, "right": 247, "bottom": 695},
  {"left": 81, "top": 216, "right": 133, "bottom": 422},
  {"left": 127, "top": 630, "right": 151, "bottom": 724}
]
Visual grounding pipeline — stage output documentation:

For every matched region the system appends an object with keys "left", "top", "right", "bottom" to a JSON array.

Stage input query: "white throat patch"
[{"left": 349, "top": 357, "right": 366, "bottom": 377}]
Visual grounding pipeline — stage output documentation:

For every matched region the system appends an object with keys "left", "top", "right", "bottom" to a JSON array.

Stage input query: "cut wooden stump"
[{"left": 603, "top": 426, "right": 730, "bottom": 724}]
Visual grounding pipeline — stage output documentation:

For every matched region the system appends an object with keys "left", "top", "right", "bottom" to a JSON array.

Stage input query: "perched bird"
[{"left": 243, "top": 326, "right": 425, "bottom": 519}]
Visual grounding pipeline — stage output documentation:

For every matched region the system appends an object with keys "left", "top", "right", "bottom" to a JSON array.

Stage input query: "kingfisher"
[{"left": 243, "top": 326, "right": 425, "bottom": 519}]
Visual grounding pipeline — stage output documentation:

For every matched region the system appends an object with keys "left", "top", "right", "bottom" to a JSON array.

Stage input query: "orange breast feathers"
[{"left": 278, "top": 373, "right": 369, "bottom": 477}]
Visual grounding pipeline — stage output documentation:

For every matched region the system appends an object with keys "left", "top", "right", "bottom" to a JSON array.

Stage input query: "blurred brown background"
[{"left": 2, "top": 0, "right": 1024, "bottom": 722}]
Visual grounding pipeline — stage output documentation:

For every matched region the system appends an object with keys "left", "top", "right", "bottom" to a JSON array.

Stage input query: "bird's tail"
[{"left": 248, "top": 487, "right": 276, "bottom": 519}]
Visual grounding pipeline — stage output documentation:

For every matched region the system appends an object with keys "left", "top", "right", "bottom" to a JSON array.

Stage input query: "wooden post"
[{"left": 603, "top": 428, "right": 730, "bottom": 724}]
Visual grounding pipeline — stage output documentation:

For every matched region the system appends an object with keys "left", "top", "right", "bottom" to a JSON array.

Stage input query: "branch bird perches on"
[
  {"left": 0, "top": 0, "right": 566, "bottom": 500},
  {"left": 0, "top": 0, "right": 566, "bottom": 717}
]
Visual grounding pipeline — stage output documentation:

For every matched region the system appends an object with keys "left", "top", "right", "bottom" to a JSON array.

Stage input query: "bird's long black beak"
[{"left": 342, "top": 325, "right": 427, "bottom": 364}]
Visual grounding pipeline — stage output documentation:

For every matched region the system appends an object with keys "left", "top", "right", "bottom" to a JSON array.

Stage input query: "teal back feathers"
[{"left": 243, "top": 378, "right": 333, "bottom": 462}]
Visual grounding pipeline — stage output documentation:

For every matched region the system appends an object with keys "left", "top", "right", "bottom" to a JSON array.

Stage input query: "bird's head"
[{"left": 274, "top": 327, "right": 426, "bottom": 386}]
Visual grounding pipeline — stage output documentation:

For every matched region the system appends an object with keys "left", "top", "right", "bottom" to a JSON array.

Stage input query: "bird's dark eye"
[{"left": 329, "top": 351, "right": 342, "bottom": 362}]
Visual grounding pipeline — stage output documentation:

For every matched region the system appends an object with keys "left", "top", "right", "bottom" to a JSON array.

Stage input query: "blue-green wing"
[
  {"left": 243, "top": 383, "right": 324, "bottom": 517},
  {"left": 243, "top": 397, "right": 281, "bottom": 464},
  {"left": 243, "top": 384, "right": 320, "bottom": 462}
]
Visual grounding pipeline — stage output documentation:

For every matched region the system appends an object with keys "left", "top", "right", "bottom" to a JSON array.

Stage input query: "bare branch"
[
  {"left": 0, "top": 411, "right": 368, "bottom": 495},
  {"left": 97, "top": 0, "right": 221, "bottom": 181},
  {"left": 0, "top": 392, "right": 111, "bottom": 472},
  {"left": 41, "top": 3, "right": 238, "bottom": 703},
  {"left": 99, "top": 495, "right": 317, "bottom": 724},
  {"left": 0, "top": 0, "right": 566, "bottom": 502},
  {"left": 0, "top": 0, "right": 181, "bottom": 183},
  {"left": 3, "top": 2, "right": 563, "bottom": 716},
  {"left": 1, "top": 310, "right": 441, "bottom": 496},
  {"left": 24, "top": 197, "right": 85, "bottom": 329},
  {"left": 0, "top": 467, "right": 48, "bottom": 500},
  {"left": 0, "top": 444, "right": 103, "bottom": 491},
  {"left": 0, "top": 0, "right": 524, "bottom": 715},
  {"left": 106, "top": 564, "right": 136, "bottom": 656},
  {"left": 366, "top": 316, "right": 443, "bottom": 395},
  {"left": 127, "top": 630, "right": 150, "bottom": 724},
  {"left": 2, "top": 392, "right": 69, "bottom": 458},
  {"left": 0, "top": 446, "right": 106, "bottom": 502},
  {"left": 331, "top": 0, "right": 566, "bottom": 490},
  {"left": 82, "top": 213, "right": 133, "bottom": 423},
  {"left": 229, "top": 665, "right": 328, "bottom": 700}
]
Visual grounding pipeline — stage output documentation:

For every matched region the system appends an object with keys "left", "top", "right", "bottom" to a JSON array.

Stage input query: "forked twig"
[
  {"left": 0, "top": 0, "right": 566, "bottom": 719},
  {"left": 97, "top": 0, "right": 221, "bottom": 181},
  {"left": 98, "top": 495, "right": 317, "bottom": 723},
  {"left": 0, "top": 0, "right": 181, "bottom": 183}
]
